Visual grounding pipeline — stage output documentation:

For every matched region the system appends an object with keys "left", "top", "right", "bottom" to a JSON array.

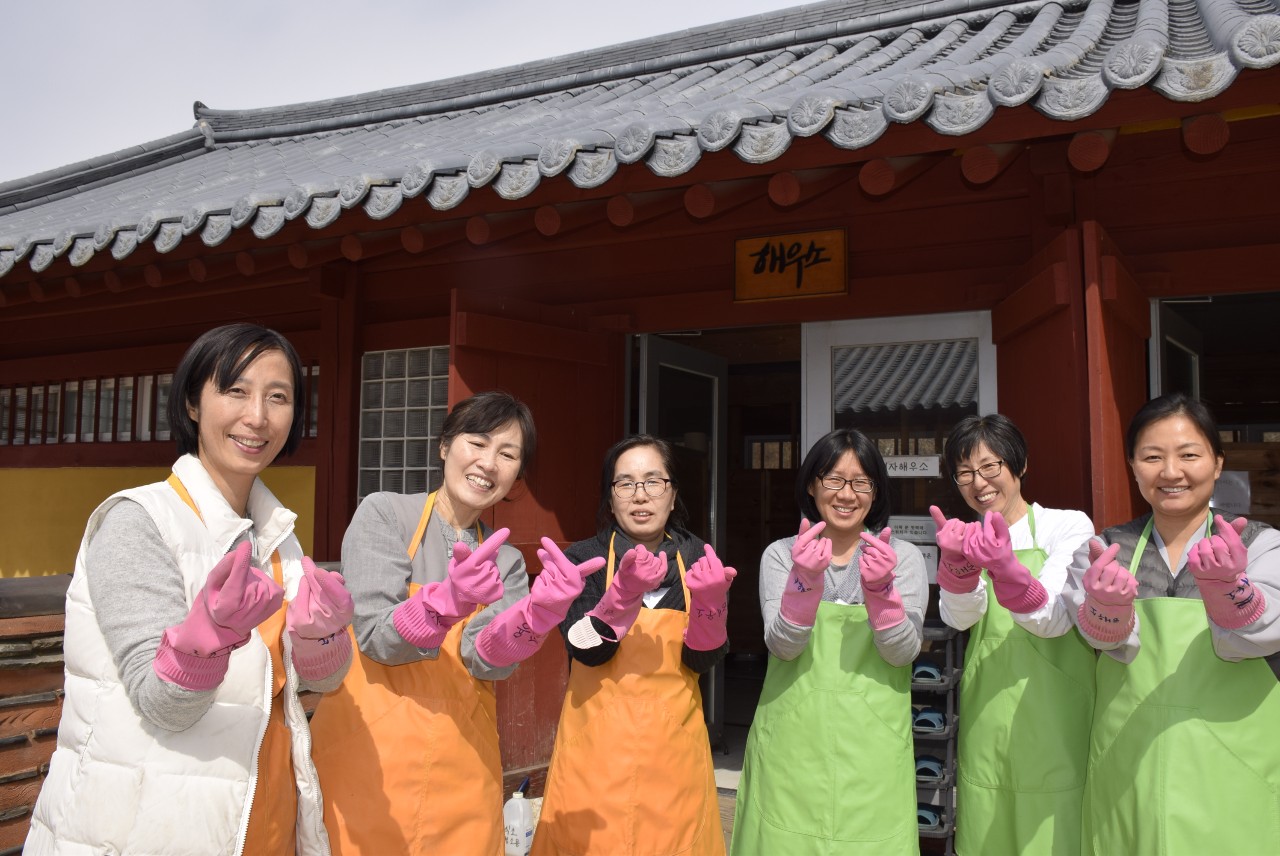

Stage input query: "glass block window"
[{"left": 358, "top": 347, "right": 450, "bottom": 501}]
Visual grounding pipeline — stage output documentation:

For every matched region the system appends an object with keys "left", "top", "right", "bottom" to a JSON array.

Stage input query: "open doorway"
[
  {"left": 1155, "top": 292, "right": 1280, "bottom": 530},
  {"left": 625, "top": 326, "right": 803, "bottom": 743}
]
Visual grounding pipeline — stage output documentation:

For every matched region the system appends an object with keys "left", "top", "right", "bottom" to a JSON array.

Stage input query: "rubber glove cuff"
[
  {"left": 289, "top": 630, "right": 352, "bottom": 681},
  {"left": 1197, "top": 576, "right": 1267, "bottom": 630},
  {"left": 153, "top": 629, "right": 232, "bottom": 692},
  {"left": 1077, "top": 599, "right": 1135, "bottom": 643}
]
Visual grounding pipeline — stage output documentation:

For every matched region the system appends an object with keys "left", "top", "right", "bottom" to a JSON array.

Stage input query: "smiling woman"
[
  {"left": 25, "top": 323, "right": 354, "bottom": 856},
  {"left": 731, "top": 427, "right": 927, "bottom": 856},
  {"left": 1063, "top": 393, "right": 1280, "bottom": 855},
  {"left": 308, "top": 391, "right": 608, "bottom": 855}
]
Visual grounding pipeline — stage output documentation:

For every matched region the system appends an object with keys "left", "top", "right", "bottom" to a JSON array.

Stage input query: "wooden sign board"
[{"left": 734, "top": 229, "right": 847, "bottom": 301}]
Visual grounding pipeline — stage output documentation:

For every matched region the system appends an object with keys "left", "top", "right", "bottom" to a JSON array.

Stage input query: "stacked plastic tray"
[{"left": 911, "top": 619, "right": 963, "bottom": 853}]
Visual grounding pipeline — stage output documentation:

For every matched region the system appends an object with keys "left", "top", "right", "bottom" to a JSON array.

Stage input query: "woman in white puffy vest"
[{"left": 26, "top": 323, "right": 354, "bottom": 856}]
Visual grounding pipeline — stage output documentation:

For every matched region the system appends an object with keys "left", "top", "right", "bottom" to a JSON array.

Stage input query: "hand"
[
  {"left": 587, "top": 545, "right": 667, "bottom": 641},
  {"left": 929, "top": 506, "right": 971, "bottom": 568},
  {"left": 527, "top": 537, "right": 606, "bottom": 631},
  {"left": 685, "top": 545, "right": 737, "bottom": 651},
  {"left": 930, "top": 506, "right": 982, "bottom": 594},
  {"left": 963, "top": 512, "right": 1047, "bottom": 613},
  {"left": 859, "top": 528, "right": 905, "bottom": 631},
  {"left": 444, "top": 527, "right": 509, "bottom": 608},
  {"left": 287, "top": 558, "right": 354, "bottom": 640},
  {"left": 687, "top": 544, "right": 737, "bottom": 605},
  {"left": 858, "top": 528, "right": 898, "bottom": 592},
  {"left": 1188, "top": 516, "right": 1265, "bottom": 630},
  {"left": 790, "top": 518, "right": 831, "bottom": 580},
  {"left": 1083, "top": 541, "right": 1137, "bottom": 607},
  {"left": 1187, "top": 516, "right": 1249, "bottom": 584},
  {"left": 153, "top": 541, "right": 285, "bottom": 691},
  {"left": 963, "top": 511, "right": 1016, "bottom": 572},
  {"left": 194, "top": 541, "right": 285, "bottom": 654},
  {"left": 393, "top": 528, "right": 509, "bottom": 649},
  {"left": 1076, "top": 540, "right": 1137, "bottom": 643},
  {"left": 614, "top": 545, "right": 668, "bottom": 595}
]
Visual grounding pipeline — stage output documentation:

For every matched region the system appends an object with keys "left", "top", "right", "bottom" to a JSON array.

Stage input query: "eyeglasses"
[
  {"left": 952, "top": 459, "right": 1005, "bottom": 485},
  {"left": 819, "top": 475, "right": 875, "bottom": 493},
  {"left": 612, "top": 478, "right": 671, "bottom": 498}
]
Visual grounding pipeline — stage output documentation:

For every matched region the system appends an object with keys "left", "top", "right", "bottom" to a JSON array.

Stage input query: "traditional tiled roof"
[{"left": 0, "top": 0, "right": 1276, "bottom": 279}]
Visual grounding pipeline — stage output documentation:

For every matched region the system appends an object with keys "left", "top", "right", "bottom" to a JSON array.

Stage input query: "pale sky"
[{"left": 0, "top": 0, "right": 809, "bottom": 184}]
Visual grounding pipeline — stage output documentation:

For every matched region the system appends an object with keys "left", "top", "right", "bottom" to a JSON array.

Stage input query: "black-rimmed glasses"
[
  {"left": 612, "top": 478, "right": 671, "bottom": 498},
  {"left": 953, "top": 460, "right": 1005, "bottom": 485},
  {"left": 819, "top": 475, "right": 875, "bottom": 494}
]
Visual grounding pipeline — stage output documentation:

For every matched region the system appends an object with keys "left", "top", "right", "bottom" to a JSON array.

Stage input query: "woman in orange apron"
[
  {"left": 931, "top": 414, "right": 1096, "bottom": 855},
  {"left": 309, "top": 392, "right": 603, "bottom": 855},
  {"left": 26, "top": 323, "right": 352, "bottom": 856},
  {"left": 1063, "top": 392, "right": 1280, "bottom": 855},
  {"left": 532, "top": 434, "right": 736, "bottom": 856}
]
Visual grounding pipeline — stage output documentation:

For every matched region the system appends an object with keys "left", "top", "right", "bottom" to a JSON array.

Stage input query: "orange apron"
[
  {"left": 168, "top": 475, "right": 297, "bottom": 854},
  {"left": 308, "top": 492, "right": 503, "bottom": 856},
  {"left": 532, "top": 535, "right": 723, "bottom": 856}
]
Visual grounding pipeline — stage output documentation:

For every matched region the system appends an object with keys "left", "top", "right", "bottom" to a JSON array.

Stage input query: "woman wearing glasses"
[
  {"left": 1062, "top": 394, "right": 1280, "bottom": 855},
  {"left": 532, "top": 435, "right": 736, "bottom": 856},
  {"left": 732, "top": 427, "right": 928, "bottom": 855},
  {"left": 931, "top": 415, "right": 1095, "bottom": 855}
]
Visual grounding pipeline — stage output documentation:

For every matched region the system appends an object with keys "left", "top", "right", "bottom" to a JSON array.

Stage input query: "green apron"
[
  {"left": 1084, "top": 518, "right": 1280, "bottom": 856},
  {"left": 955, "top": 508, "right": 1095, "bottom": 856},
  {"left": 731, "top": 601, "right": 919, "bottom": 856}
]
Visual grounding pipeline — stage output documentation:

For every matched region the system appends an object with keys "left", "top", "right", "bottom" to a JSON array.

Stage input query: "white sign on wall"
[{"left": 883, "top": 455, "right": 941, "bottom": 478}]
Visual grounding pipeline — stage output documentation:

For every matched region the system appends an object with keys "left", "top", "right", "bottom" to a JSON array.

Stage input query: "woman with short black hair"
[
  {"left": 27, "top": 323, "right": 353, "bottom": 856},
  {"left": 932, "top": 413, "right": 1095, "bottom": 855},
  {"left": 732, "top": 427, "right": 927, "bottom": 855},
  {"left": 310, "top": 390, "right": 604, "bottom": 855}
]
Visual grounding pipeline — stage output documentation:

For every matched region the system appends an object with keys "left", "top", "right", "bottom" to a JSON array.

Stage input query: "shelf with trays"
[{"left": 913, "top": 618, "right": 963, "bottom": 855}]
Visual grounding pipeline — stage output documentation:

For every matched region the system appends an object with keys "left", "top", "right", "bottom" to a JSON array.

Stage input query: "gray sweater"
[
  {"left": 87, "top": 500, "right": 348, "bottom": 732},
  {"left": 339, "top": 491, "right": 530, "bottom": 680},
  {"left": 759, "top": 533, "right": 928, "bottom": 667},
  {"left": 1062, "top": 511, "right": 1280, "bottom": 664}
]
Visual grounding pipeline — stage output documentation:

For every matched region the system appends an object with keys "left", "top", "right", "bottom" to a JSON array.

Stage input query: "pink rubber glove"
[
  {"left": 287, "top": 558, "right": 355, "bottom": 681},
  {"left": 780, "top": 518, "right": 830, "bottom": 626},
  {"left": 930, "top": 506, "right": 982, "bottom": 594},
  {"left": 393, "top": 527, "right": 508, "bottom": 649},
  {"left": 1078, "top": 540, "right": 1137, "bottom": 643},
  {"left": 587, "top": 545, "right": 667, "bottom": 641},
  {"left": 1189, "top": 516, "right": 1264, "bottom": 629},
  {"left": 684, "top": 545, "right": 737, "bottom": 651},
  {"left": 475, "top": 537, "right": 606, "bottom": 667},
  {"left": 963, "top": 511, "right": 1048, "bottom": 614},
  {"left": 153, "top": 541, "right": 285, "bottom": 691},
  {"left": 859, "top": 528, "right": 906, "bottom": 631}
]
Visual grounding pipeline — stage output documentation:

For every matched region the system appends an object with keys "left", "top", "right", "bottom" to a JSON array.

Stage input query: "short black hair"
[
  {"left": 795, "top": 428, "right": 891, "bottom": 532},
  {"left": 595, "top": 434, "right": 691, "bottom": 534},
  {"left": 169, "top": 323, "right": 306, "bottom": 457},
  {"left": 1126, "top": 392, "right": 1224, "bottom": 462},
  {"left": 942, "top": 414, "right": 1029, "bottom": 481},
  {"left": 440, "top": 391, "right": 537, "bottom": 478}
]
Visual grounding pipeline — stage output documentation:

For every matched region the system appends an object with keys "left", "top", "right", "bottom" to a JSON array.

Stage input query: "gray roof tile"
[{"left": 1, "top": 0, "right": 1277, "bottom": 278}]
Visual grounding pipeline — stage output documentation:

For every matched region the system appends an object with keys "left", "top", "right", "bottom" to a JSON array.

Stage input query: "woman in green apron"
[
  {"left": 1063, "top": 392, "right": 1280, "bottom": 856},
  {"left": 932, "top": 414, "right": 1096, "bottom": 855},
  {"left": 732, "top": 427, "right": 928, "bottom": 856}
]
